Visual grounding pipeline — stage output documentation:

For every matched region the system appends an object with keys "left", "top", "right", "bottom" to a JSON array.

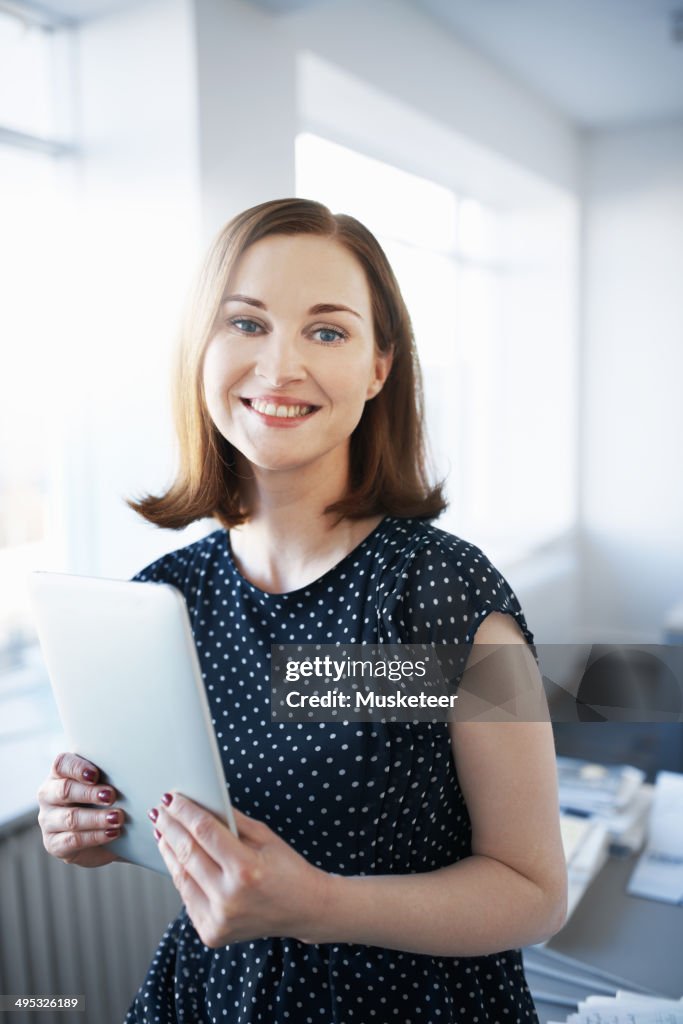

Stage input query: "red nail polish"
[
  {"left": 82, "top": 768, "right": 96, "bottom": 782},
  {"left": 105, "top": 828, "right": 120, "bottom": 838},
  {"left": 153, "top": 828, "right": 162, "bottom": 841},
  {"left": 148, "top": 807, "right": 159, "bottom": 822},
  {"left": 97, "top": 789, "right": 112, "bottom": 803},
  {"left": 161, "top": 792, "right": 173, "bottom": 806},
  {"left": 106, "top": 812, "right": 120, "bottom": 824}
]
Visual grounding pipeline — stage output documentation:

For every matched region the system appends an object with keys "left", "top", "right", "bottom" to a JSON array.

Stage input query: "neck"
[{"left": 228, "top": 449, "right": 380, "bottom": 593}]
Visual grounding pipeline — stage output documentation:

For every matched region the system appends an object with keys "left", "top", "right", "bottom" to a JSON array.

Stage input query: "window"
[
  {"left": 296, "top": 132, "right": 578, "bottom": 565},
  {"left": 0, "top": 7, "right": 58, "bottom": 137},
  {"left": 0, "top": 7, "right": 75, "bottom": 658}
]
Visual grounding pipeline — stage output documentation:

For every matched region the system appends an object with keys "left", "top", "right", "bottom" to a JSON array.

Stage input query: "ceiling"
[
  {"left": 9, "top": 0, "right": 321, "bottom": 20},
  {"left": 414, "top": 0, "right": 683, "bottom": 129},
  {"left": 9, "top": 0, "right": 138, "bottom": 22},
  {"left": 15, "top": 0, "right": 683, "bottom": 129}
]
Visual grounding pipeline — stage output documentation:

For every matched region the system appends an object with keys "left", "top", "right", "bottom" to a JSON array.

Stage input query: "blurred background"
[
  {"left": 1, "top": 0, "right": 682, "bottom": 784},
  {"left": 1, "top": 1, "right": 682, "bottom": 1016}
]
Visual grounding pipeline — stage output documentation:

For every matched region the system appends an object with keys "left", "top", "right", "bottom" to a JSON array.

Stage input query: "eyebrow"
[{"left": 222, "top": 294, "right": 363, "bottom": 320}]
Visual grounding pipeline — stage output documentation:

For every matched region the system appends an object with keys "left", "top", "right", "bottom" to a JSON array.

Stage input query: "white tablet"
[{"left": 28, "top": 571, "right": 237, "bottom": 874}]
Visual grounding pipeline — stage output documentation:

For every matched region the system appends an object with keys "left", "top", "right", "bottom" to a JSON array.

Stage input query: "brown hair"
[{"left": 127, "top": 198, "right": 447, "bottom": 529}]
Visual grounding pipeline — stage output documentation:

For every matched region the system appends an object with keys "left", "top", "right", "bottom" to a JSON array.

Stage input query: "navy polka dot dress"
[{"left": 124, "top": 515, "right": 539, "bottom": 1023}]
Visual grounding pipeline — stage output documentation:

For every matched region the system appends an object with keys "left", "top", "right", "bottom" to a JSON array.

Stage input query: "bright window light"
[
  {"left": 0, "top": 145, "right": 69, "bottom": 650},
  {"left": 381, "top": 240, "right": 458, "bottom": 367},
  {"left": 0, "top": 10, "right": 73, "bottom": 654},
  {"left": 296, "top": 132, "right": 457, "bottom": 253},
  {"left": 458, "top": 197, "right": 501, "bottom": 263}
]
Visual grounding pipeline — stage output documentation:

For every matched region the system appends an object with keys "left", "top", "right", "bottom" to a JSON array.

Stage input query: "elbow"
[{"left": 536, "top": 876, "right": 568, "bottom": 943}]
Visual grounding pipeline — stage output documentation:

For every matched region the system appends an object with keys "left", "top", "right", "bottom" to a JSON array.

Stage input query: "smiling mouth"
[{"left": 241, "top": 398, "right": 320, "bottom": 419}]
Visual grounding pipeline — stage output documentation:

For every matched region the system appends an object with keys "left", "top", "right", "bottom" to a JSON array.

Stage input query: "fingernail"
[
  {"left": 82, "top": 768, "right": 96, "bottom": 782},
  {"left": 147, "top": 807, "right": 159, "bottom": 823},
  {"left": 105, "top": 828, "right": 120, "bottom": 838},
  {"left": 161, "top": 792, "right": 173, "bottom": 806},
  {"left": 106, "top": 811, "right": 120, "bottom": 824},
  {"left": 97, "top": 789, "right": 112, "bottom": 804},
  {"left": 153, "top": 828, "right": 162, "bottom": 841}
]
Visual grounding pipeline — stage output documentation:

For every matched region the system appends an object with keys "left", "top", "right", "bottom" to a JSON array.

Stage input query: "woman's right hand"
[{"left": 37, "top": 752, "right": 125, "bottom": 868}]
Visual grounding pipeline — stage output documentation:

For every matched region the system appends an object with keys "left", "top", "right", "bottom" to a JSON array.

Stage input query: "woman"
[{"left": 37, "top": 198, "right": 567, "bottom": 1023}]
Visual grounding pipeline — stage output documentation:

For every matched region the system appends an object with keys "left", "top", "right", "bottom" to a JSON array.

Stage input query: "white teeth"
[{"left": 249, "top": 399, "right": 314, "bottom": 418}]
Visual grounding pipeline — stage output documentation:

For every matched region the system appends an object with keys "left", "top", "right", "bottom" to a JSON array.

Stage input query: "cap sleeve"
[
  {"left": 128, "top": 530, "right": 225, "bottom": 619},
  {"left": 461, "top": 548, "right": 535, "bottom": 649},
  {"left": 129, "top": 541, "right": 202, "bottom": 594},
  {"left": 380, "top": 533, "right": 535, "bottom": 650},
  {"left": 377, "top": 533, "right": 537, "bottom": 702},
  {"left": 130, "top": 551, "right": 180, "bottom": 586}
]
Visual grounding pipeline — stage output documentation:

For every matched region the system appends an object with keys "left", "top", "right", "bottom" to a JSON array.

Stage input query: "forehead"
[{"left": 227, "top": 234, "right": 372, "bottom": 314}]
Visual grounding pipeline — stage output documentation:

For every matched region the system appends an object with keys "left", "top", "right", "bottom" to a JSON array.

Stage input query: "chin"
[{"left": 248, "top": 456, "right": 317, "bottom": 474}]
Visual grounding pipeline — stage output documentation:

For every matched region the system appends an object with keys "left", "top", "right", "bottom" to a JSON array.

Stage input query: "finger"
[
  {"left": 41, "top": 804, "right": 125, "bottom": 836},
  {"left": 39, "top": 777, "right": 118, "bottom": 807},
  {"left": 165, "top": 793, "right": 269, "bottom": 850},
  {"left": 155, "top": 804, "right": 224, "bottom": 886},
  {"left": 51, "top": 752, "right": 100, "bottom": 784},
  {"left": 156, "top": 829, "right": 212, "bottom": 914},
  {"left": 46, "top": 826, "right": 121, "bottom": 858},
  {"left": 161, "top": 792, "right": 252, "bottom": 865}
]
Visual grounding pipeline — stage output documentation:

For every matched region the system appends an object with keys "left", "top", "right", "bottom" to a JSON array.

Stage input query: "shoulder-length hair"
[{"left": 127, "top": 197, "right": 447, "bottom": 530}]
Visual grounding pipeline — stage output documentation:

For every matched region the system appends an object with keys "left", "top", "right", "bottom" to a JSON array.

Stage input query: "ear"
[{"left": 366, "top": 346, "right": 394, "bottom": 400}]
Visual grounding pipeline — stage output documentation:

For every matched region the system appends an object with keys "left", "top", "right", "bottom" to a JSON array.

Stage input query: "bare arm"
[{"left": 302, "top": 613, "right": 568, "bottom": 956}]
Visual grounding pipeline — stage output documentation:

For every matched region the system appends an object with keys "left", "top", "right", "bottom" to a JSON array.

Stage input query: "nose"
[{"left": 254, "top": 330, "right": 306, "bottom": 388}]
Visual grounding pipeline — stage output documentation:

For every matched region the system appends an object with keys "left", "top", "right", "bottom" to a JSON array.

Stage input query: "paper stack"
[
  {"left": 557, "top": 757, "right": 645, "bottom": 814},
  {"left": 557, "top": 756, "right": 651, "bottom": 853},
  {"left": 548, "top": 990, "right": 683, "bottom": 1023},
  {"left": 559, "top": 812, "right": 609, "bottom": 920},
  {"left": 628, "top": 770, "right": 683, "bottom": 905}
]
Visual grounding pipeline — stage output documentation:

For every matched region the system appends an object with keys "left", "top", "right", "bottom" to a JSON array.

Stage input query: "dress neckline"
[{"left": 224, "top": 516, "right": 392, "bottom": 599}]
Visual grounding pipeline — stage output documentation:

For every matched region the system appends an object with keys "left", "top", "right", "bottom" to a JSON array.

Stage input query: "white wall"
[
  {"left": 194, "top": 0, "right": 298, "bottom": 236},
  {"left": 193, "top": 0, "right": 579, "bottom": 238},
  {"left": 72, "top": 0, "right": 205, "bottom": 578},
  {"left": 580, "top": 117, "right": 683, "bottom": 641},
  {"left": 288, "top": 0, "right": 579, "bottom": 193}
]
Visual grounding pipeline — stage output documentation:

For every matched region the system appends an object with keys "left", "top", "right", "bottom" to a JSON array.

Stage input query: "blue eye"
[
  {"left": 312, "top": 326, "right": 347, "bottom": 345},
  {"left": 227, "top": 317, "right": 347, "bottom": 344},
  {"left": 229, "top": 317, "right": 262, "bottom": 334}
]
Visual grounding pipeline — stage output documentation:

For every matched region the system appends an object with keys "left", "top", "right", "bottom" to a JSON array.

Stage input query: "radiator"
[{"left": 0, "top": 810, "right": 181, "bottom": 1024}]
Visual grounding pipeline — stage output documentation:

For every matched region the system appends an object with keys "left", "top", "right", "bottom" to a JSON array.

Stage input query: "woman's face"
[{"left": 202, "top": 233, "right": 392, "bottom": 480}]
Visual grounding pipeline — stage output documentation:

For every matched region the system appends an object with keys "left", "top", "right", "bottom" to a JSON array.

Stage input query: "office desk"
[{"left": 524, "top": 852, "right": 683, "bottom": 1023}]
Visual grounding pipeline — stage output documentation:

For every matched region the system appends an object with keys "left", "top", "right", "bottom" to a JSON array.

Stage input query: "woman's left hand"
[{"left": 150, "top": 793, "right": 330, "bottom": 947}]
